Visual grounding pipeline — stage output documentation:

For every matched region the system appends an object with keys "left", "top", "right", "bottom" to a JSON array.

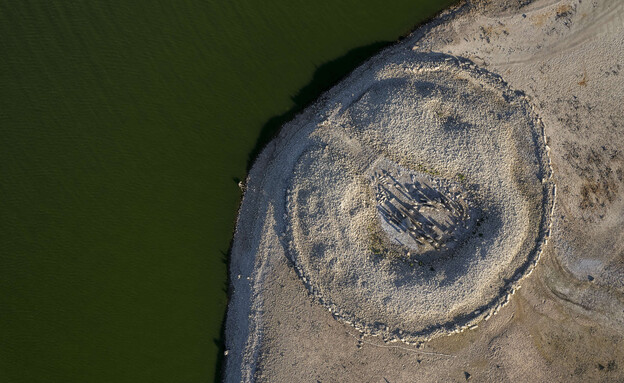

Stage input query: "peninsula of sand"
[{"left": 225, "top": 0, "right": 624, "bottom": 381}]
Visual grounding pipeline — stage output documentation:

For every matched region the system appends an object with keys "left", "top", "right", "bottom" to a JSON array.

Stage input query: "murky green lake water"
[{"left": 0, "top": 1, "right": 455, "bottom": 381}]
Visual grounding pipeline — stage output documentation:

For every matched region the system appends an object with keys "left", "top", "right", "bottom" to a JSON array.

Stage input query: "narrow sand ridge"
[
  {"left": 285, "top": 53, "right": 554, "bottom": 341},
  {"left": 225, "top": 0, "right": 624, "bottom": 381}
]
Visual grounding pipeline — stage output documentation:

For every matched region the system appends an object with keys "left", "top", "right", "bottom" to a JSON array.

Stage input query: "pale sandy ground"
[{"left": 224, "top": 0, "right": 624, "bottom": 381}]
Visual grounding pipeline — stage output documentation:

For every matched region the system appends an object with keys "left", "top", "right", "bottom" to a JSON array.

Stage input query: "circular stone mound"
[
  {"left": 369, "top": 158, "right": 477, "bottom": 257},
  {"left": 285, "top": 53, "right": 553, "bottom": 341}
]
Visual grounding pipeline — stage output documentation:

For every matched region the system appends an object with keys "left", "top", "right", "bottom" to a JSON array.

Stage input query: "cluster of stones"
[{"left": 371, "top": 163, "right": 473, "bottom": 254}]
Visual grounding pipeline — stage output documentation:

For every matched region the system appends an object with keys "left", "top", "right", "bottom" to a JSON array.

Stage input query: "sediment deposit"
[{"left": 225, "top": 0, "right": 624, "bottom": 381}]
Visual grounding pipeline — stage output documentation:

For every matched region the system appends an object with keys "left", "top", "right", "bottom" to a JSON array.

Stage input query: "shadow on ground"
[{"left": 246, "top": 41, "right": 391, "bottom": 172}]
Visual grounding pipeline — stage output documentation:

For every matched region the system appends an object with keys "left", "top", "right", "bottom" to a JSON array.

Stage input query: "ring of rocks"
[{"left": 283, "top": 53, "right": 554, "bottom": 342}]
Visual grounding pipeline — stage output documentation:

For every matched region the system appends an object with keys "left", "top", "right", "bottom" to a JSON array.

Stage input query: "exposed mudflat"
[{"left": 225, "top": 0, "right": 624, "bottom": 381}]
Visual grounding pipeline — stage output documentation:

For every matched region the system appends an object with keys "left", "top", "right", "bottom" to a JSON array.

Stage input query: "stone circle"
[{"left": 285, "top": 53, "right": 554, "bottom": 341}]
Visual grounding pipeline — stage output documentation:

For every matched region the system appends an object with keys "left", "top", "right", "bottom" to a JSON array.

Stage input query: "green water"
[{"left": 0, "top": 1, "right": 456, "bottom": 381}]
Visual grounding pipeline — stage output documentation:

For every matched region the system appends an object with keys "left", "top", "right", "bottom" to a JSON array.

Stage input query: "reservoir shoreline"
[{"left": 225, "top": 0, "right": 624, "bottom": 381}]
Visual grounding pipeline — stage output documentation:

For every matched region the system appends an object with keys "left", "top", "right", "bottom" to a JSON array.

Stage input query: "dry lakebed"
[{"left": 224, "top": 0, "right": 624, "bottom": 381}]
